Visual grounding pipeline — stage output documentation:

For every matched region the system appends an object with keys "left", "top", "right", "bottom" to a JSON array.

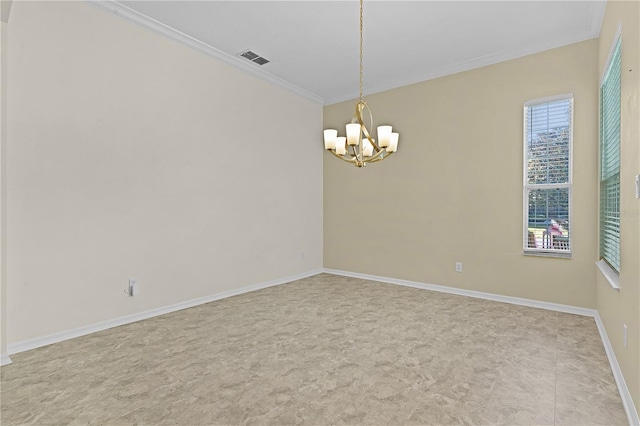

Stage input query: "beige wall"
[
  {"left": 324, "top": 39, "right": 599, "bottom": 308},
  {"left": 6, "top": 1, "right": 323, "bottom": 345},
  {"left": 596, "top": 0, "right": 640, "bottom": 414}
]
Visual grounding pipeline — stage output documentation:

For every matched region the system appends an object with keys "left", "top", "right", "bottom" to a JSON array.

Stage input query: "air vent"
[
  {"left": 252, "top": 56, "right": 270, "bottom": 66},
  {"left": 240, "top": 50, "right": 259, "bottom": 61},
  {"left": 239, "top": 50, "right": 270, "bottom": 66}
]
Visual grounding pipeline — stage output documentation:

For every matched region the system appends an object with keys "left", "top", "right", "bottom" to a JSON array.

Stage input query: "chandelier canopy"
[{"left": 323, "top": 0, "right": 399, "bottom": 168}]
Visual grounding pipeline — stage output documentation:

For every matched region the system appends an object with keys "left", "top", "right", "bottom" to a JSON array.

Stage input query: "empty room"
[{"left": 0, "top": 0, "right": 639, "bottom": 424}]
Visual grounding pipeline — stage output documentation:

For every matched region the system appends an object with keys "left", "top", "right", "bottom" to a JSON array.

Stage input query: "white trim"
[
  {"left": 323, "top": 268, "right": 595, "bottom": 317},
  {"left": 7, "top": 269, "right": 322, "bottom": 355},
  {"left": 83, "top": 0, "right": 324, "bottom": 105},
  {"left": 594, "top": 312, "right": 639, "bottom": 426},
  {"left": 523, "top": 250, "right": 572, "bottom": 259},
  {"left": 596, "top": 259, "right": 621, "bottom": 290},
  {"left": 600, "top": 23, "right": 623, "bottom": 86},
  {"left": 0, "top": 353, "right": 12, "bottom": 366},
  {"left": 524, "top": 183, "right": 572, "bottom": 190},
  {"left": 523, "top": 93, "right": 575, "bottom": 107}
]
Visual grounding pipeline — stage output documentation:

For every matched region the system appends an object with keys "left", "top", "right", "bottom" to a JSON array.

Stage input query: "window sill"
[
  {"left": 523, "top": 250, "right": 572, "bottom": 259},
  {"left": 596, "top": 260, "right": 620, "bottom": 290}
]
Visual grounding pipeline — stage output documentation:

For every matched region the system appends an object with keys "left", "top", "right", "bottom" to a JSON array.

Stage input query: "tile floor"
[{"left": 0, "top": 273, "right": 629, "bottom": 425}]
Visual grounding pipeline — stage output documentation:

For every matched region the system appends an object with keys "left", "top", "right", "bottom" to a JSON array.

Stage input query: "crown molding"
[
  {"left": 324, "top": 21, "right": 604, "bottom": 106},
  {"left": 83, "top": 0, "right": 324, "bottom": 105},
  {"left": 588, "top": 0, "right": 607, "bottom": 38}
]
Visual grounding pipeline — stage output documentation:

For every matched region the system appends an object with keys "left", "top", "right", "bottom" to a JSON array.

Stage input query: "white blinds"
[
  {"left": 524, "top": 96, "right": 572, "bottom": 253},
  {"left": 600, "top": 37, "right": 621, "bottom": 272},
  {"left": 526, "top": 99, "right": 571, "bottom": 185}
]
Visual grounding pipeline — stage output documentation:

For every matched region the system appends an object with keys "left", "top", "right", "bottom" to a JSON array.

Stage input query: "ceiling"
[{"left": 91, "top": 1, "right": 606, "bottom": 105}]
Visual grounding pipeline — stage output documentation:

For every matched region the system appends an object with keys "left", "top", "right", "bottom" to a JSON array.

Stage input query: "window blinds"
[
  {"left": 600, "top": 37, "right": 621, "bottom": 272},
  {"left": 526, "top": 100, "right": 571, "bottom": 186}
]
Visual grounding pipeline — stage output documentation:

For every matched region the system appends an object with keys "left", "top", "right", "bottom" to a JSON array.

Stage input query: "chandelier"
[{"left": 323, "top": 0, "right": 399, "bottom": 168}]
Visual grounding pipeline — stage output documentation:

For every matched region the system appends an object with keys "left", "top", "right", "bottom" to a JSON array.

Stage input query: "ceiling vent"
[{"left": 239, "top": 50, "right": 270, "bottom": 66}]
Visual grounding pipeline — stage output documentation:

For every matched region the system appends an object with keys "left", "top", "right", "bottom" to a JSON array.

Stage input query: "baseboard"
[
  {"left": 324, "top": 268, "right": 638, "bottom": 426},
  {"left": 323, "top": 268, "right": 596, "bottom": 317},
  {"left": 7, "top": 268, "right": 323, "bottom": 356},
  {"left": 1, "top": 353, "right": 12, "bottom": 366},
  {"left": 594, "top": 312, "right": 640, "bottom": 426}
]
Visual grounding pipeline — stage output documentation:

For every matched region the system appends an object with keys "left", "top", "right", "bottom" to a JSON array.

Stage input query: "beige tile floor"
[{"left": 0, "top": 273, "right": 629, "bottom": 425}]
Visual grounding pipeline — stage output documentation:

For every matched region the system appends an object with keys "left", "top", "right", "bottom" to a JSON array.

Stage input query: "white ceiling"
[{"left": 91, "top": 1, "right": 606, "bottom": 105}]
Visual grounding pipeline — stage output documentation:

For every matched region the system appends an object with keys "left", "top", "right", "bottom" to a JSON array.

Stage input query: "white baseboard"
[
  {"left": 1, "top": 353, "right": 12, "bottom": 366},
  {"left": 594, "top": 312, "right": 640, "bottom": 426},
  {"left": 7, "top": 268, "right": 323, "bottom": 356},
  {"left": 324, "top": 268, "right": 638, "bottom": 426},
  {"left": 323, "top": 268, "right": 596, "bottom": 317}
]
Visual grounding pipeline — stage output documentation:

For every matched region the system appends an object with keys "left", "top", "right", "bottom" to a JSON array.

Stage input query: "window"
[
  {"left": 523, "top": 95, "right": 573, "bottom": 255},
  {"left": 599, "top": 36, "right": 621, "bottom": 272}
]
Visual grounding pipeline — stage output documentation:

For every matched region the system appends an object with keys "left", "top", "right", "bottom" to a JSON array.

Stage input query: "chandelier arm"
[
  {"left": 366, "top": 150, "right": 393, "bottom": 163},
  {"left": 356, "top": 102, "right": 381, "bottom": 153},
  {"left": 364, "top": 148, "right": 391, "bottom": 163},
  {"left": 329, "top": 149, "right": 358, "bottom": 164},
  {"left": 352, "top": 144, "right": 364, "bottom": 167},
  {"left": 350, "top": 144, "right": 359, "bottom": 158}
]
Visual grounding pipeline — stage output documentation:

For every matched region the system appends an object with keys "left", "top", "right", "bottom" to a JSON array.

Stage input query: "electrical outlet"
[
  {"left": 455, "top": 262, "right": 463, "bottom": 273},
  {"left": 635, "top": 175, "right": 639, "bottom": 199},
  {"left": 300, "top": 252, "right": 305, "bottom": 261},
  {"left": 624, "top": 324, "right": 627, "bottom": 348},
  {"left": 128, "top": 278, "right": 139, "bottom": 297}
]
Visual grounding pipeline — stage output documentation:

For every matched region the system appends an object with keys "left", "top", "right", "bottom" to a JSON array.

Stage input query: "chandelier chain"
[{"left": 359, "top": 0, "right": 363, "bottom": 102}]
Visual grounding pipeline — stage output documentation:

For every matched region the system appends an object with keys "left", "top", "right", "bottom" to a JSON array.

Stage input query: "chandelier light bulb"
[
  {"left": 388, "top": 132, "right": 399, "bottom": 153},
  {"left": 363, "top": 139, "right": 374, "bottom": 157},
  {"left": 346, "top": 123, "right": 361, "bottom": 146},
  {"left": 335, "top": 137, "right": 347, "bottom": 155},
  {"left": 377, "top": 125, "right": 392, "bottom": 148},
  {"left": 324, "top": 129, "right": 338, "bottom": 150}
]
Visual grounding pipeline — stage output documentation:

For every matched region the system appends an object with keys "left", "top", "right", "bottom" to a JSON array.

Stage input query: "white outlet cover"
[{"left": 129, "top": 278, "right": 139, "bottom": 296}]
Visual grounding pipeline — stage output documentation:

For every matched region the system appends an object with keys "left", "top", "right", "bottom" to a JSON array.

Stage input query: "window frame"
[
  {"left": 522, "top": 93, "right": 574, "bottom": 257},
  {"left": 598, "top": 29, "right": 622, "bottom": 275}
]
